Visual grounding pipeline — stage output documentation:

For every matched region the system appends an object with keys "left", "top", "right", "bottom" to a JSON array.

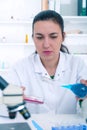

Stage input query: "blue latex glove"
[{"left": 62, "top": 83, "right": 87, "bottom": 98}]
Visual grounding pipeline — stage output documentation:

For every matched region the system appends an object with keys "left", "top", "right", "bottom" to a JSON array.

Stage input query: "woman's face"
[{"left": 32, "top": 20, "right": 65, "bottom": 62}]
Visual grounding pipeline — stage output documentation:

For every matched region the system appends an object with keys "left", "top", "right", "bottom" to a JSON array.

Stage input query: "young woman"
[{"left": 5, "top": 10, "right": 87, "bottom": 114}]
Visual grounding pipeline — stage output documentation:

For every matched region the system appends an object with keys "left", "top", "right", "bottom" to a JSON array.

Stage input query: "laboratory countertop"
[{"left": 0, "top": 112, "right": 86, "bottom": 130}]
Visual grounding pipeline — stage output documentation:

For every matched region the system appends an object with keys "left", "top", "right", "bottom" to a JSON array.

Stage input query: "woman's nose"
[{"left": 43, "top": 38, "right": 50, "bottom": 48}]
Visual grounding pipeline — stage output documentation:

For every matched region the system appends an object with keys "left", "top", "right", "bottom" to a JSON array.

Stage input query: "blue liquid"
[{"left": 62, "top": 83, "right": 87, "bottom": 98}]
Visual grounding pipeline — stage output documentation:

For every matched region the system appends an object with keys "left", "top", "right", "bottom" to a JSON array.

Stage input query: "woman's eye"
[
  {"left": 50, "top": 35, "right": 58, "bottom": 39},
  {"left": 36, "top": 37, "right": 43, "bottom": 40}
]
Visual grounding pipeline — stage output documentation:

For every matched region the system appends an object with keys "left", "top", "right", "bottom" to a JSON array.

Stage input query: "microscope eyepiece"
[
  {"left": 0, "top": 76, "right": 8, "bottom": 90},
  {"left": 7, "top": 101, "right": 31, "bottom": 119},
  {"left": 8, "top": 111, "right": 17, "bottom": 119},
  {"left": 19, "top": 106, "right": 31, "bottom": 119}
]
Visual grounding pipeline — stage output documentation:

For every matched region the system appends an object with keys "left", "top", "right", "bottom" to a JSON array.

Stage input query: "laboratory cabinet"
[
  {"left": 54, "top": 0, "right": 87, "bottom": 65},
  {"left": 0, "top": 0, "right": 87, "bottom": 76},
  {"left": 54, "top": 0, "right": 87, "bottom": 53}
]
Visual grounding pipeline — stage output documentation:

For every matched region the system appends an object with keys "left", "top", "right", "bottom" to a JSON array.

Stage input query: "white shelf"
[
  {"left": 0, "top": 0, "right": 86, "bottom": 69},
  {"left": 0, "top": 0, "right": 41, "bottom": 74},
  {"left": 0, "top": 20, "right": 32, "bottom": 24},
  {"left": 66, "top": 34, "right": 87, "bottom": 37},
  {"left": 0, "top": 69, "right": 9, "bottom": 72},
  {"left": 64, "top": 16, "right": 87, "bottom": 24},
  {"left": 0, "top": 43, "right": 34, "bottom": 46},
  {"left": 64, "top": 41, "right": 87, "bottom": 46},
  {"left": 63, "top": 16, "right": 87, "bottom": 19},
  {"left": 64, "top": 16, "right": 87, "bottom": 37}
]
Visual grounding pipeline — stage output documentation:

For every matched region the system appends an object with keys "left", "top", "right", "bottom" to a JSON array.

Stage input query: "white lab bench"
[{"left": 0, "top": 107, "right": 86, "bottom": 130}]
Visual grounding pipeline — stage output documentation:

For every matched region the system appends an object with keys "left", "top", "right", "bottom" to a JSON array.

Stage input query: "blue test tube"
[
  {"left": 52, "top": 127, "right": 59, "bottom": 130},
  {"left": 80, "top": 124, "right": 87, "bottom": 130}
]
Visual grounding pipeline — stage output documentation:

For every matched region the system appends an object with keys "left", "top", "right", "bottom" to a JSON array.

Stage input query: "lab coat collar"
[
  {"left": 33, "top": 52, "right": 67, "bottom": 79},
  {"left": 33, "top": 53, "right": 49, "bottom": 77},
  {"left": 54, "top": 52, "right": 67, "bottom": 80}
]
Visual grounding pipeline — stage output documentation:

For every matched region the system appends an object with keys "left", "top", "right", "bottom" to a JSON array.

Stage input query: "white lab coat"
[{"left": 4, "top": 51, "right": 87, "bottom": 114}]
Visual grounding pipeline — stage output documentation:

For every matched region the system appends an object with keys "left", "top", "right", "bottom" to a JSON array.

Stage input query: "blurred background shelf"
[{"left": 0, "top": 0, "right": 87, "bottom": 75}]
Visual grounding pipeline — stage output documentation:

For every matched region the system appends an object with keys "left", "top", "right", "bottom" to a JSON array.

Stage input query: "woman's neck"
[{"left": 41, "top": 55, "right": 60, "bottom": 76}]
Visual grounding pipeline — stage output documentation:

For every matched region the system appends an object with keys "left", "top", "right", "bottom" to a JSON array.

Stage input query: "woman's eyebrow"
[
  {"left": 35, "top": 33, "right": 42, "bottom": 36},
  {"left": 34, "top": 32, "right": 59, "bottom": 36},
  {"left": 49, "top": 32, "right": 59, "bottom": 35}
]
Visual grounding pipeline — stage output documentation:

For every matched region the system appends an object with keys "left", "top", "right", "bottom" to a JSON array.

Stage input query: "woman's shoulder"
[
  {"left": 61, "top": 51, "right": 87, "bottom": 67},
  {"left": 61, "top": 52, "right": 83, "bottom": 61}
]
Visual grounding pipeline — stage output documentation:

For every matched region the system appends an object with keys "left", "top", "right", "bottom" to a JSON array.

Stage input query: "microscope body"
[
  {"left": 0, "top": 84, "right": 23, "bottom": 106},
  {"left": 0, "top": 76, "right": 30, "bottom": 119}
]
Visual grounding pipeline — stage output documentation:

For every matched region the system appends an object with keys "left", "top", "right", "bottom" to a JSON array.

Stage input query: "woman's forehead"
[{"left": 34, "top": 21, "right": 61, "bottom": 32}]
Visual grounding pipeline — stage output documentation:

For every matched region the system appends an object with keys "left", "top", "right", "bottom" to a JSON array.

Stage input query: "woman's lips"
[{"left": 43, "top": 51, "right": 52, "bottom": 55}]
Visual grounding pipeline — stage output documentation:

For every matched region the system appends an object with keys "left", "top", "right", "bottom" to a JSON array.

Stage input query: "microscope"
[{"left": 0, "top": 76, "right": 31, "bottom": 119}]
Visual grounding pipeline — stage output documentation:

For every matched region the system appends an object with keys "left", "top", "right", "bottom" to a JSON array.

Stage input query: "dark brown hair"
[{"left": 32, "top": 10, "right": 69, "bottom": 53}]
